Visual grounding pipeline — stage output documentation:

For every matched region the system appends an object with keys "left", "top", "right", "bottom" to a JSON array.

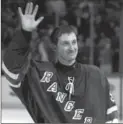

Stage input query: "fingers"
[
  {"left": 28, "top": 2, "right": 33, "bottom": 14},
  {"left": 36, "top": 16, "right": 44, "bottom": 26},
  {"left": 25, "top": 2, "right": 38, "bottom": 16},
  {"left": 18, "top": 7, "right": 23, "bottom": 17},
  {"left": 25, "top": 2, "right": 30, "bottom": 14},
  {"left": 25, "top": 2, "right": 33, "bottom": 14},
  {"left": 32, "top": 5, "right": 39, "bottom": 17}
]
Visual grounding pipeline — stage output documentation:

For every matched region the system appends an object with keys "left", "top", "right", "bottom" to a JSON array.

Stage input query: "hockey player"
[{"left": 2, "top": 2, "right": 118, "bottom": 123}]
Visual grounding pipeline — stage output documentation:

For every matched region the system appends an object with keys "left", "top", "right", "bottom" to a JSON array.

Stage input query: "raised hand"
[{"left": 18, "top": 2, "right": 44, "bottom": 32}]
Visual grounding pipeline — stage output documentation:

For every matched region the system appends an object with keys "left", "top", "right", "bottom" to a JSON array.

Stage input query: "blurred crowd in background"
[{"left": 1, "top": 0, "right": 123, "bottom": 74}]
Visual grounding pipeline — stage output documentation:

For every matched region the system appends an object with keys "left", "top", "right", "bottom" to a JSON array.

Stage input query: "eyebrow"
[
  {"left": 61, "top": 39, "right": 77, "bottom": 43},
  {"left": 63, "top": 39, "right": 77, "bottom": 41}
]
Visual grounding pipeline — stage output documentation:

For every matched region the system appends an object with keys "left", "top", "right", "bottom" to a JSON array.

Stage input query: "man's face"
[{"left": 56, "top": 32, "right": 78, "bottom": 64}]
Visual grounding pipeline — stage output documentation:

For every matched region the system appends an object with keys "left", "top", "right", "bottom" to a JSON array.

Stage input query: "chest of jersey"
[{"left": 28, "top": 62, "right": 106, "bottom": 123}]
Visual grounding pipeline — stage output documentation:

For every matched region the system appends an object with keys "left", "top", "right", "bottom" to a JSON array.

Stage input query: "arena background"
[{"left": 1, "top": 0, "right": 123, "bottom": 123}]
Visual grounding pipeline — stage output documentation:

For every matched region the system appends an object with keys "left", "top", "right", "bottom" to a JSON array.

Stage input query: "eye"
[
  {"left": 63, "top": 41, "right": 69, "bottom": 45},
  {"left": 72, "top": 40, "right": 77, "bottom": 45}
]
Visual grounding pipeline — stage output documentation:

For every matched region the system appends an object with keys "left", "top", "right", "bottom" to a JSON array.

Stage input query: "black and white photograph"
[{"left": 1, "top": 0, "right": 123, "bottom": 123}]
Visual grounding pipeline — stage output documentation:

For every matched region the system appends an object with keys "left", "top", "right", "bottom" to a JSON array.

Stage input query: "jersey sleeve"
[
  {"left": 104, "top": 77, "right": 119, "bottom": 123},
  {"left": 88, "top": 65, "right": 119, "bottom": 123},
  {"left": 2, "top": 29, "right": 32, "bottom": 88}
]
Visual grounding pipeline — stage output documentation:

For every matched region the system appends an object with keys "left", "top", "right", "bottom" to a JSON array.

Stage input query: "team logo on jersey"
[
  {"left": 72, "top": 109, "right": 84, "bottom": 120},
  {"left": 64, "top": 101, "right": 75, "bottom": 112},
  {"left": 40, "top": 71, "right": 53, "bottom": 83},
  {"left": 84, "top": 117, "right": 93, "bottom": 123},
  {"left": 56, "top": 92, "right": 67, "bottom": 103},
  {"left": 41, "top": 73, "right": 93, "bottom": 122},
  {"left": 47, "top": 82, "right": 57, "bottom": 92}
]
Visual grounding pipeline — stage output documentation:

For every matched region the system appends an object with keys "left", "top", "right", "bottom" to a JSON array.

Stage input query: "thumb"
[{"left": 35, "top": 16, "right": 44, "bottom": 26}]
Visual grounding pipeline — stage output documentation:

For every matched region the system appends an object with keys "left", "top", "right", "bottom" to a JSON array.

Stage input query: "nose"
[{"left": 69, "top": 44, "right": 74, "bottom": 50}]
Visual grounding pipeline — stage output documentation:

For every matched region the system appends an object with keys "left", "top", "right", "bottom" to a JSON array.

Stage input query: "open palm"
[{"left": 18, "top": 2, "right": 44, "bottom": 31}]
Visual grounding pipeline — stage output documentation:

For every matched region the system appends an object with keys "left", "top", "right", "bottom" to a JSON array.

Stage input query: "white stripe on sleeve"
[
  {"left": 8, "top": 81, "right": 21, "bottom": 88},
  {"left": 107, "top": 105, "right": 118, "bottom": 115},
  {"left": 106, "top": 118, "right": 119, "bottom": 123},
  {"left": 2, "top": 61, "right": 19, "bottom": 80}
]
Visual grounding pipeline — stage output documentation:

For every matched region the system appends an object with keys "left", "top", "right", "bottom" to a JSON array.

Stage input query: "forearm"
[
  {"left": 105, "top": 80, "right": 119, "bottom": 123},
  {"left": 2, "top": 29, "right": 32, "bottom": 84}
]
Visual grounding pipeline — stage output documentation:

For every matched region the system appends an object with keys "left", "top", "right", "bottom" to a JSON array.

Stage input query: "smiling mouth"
[{"left": 68, "top": 52, "right": 76, "bottom": 56}]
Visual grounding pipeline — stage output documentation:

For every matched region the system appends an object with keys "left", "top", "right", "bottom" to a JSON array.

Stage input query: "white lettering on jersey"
[
  {"left": 40, "top": 71, "right": 53, "bottom": 83},
  {"left": 84, "top": 117, "right": 93, "bottom": 123},
  {"left": 72, "top": 109, "right": 84, "bottom": 120},
  {"left": 64, "top": 101, "right": 75, "bottom": 112},
  {"left": 56, "top": 92, "right": 67, "bottom": 103},
  {"left": 47, "top": 82, "right": 57, "bottom": 92}
]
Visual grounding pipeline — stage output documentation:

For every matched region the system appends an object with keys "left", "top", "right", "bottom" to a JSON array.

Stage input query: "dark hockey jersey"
[{"left": 2, "top": 30, "right": 118, "bottom": 123}]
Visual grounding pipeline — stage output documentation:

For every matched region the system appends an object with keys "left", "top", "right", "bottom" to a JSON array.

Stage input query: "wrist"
[
  {"left": 22, "top": 26, "right": 36, "bottom": 32},
  {"left": 21, "top": 29, "right": 32, "bottom": 42}
]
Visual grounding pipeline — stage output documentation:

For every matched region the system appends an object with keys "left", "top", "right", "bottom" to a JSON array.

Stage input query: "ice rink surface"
[{"left": 2, "top": 108, "right": 34, "bottom": 123}]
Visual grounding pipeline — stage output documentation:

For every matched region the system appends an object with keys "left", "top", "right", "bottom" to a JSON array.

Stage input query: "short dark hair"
[{"left": 50, "top": 25, "right": 77, "bottom": 45}]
